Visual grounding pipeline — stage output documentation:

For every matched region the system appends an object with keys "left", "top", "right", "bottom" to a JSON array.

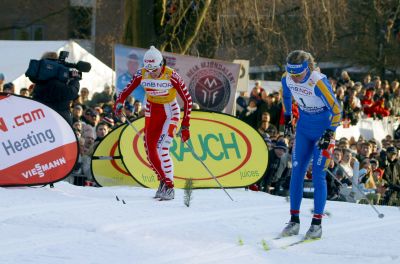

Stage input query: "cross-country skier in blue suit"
[{"left": 280, "top": 50, "right": 342, "bottom": 239}]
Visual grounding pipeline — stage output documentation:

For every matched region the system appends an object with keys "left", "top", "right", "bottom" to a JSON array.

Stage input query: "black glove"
[
  {"left": 284, "top": 115, "right": 293, "bottom": 137},
  {"left": 318, "top": 129, "right": 335, "bottom": 150}
]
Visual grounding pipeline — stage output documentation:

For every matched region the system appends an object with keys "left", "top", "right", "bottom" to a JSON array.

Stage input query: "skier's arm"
[
  {"left": 115, "top": 69, "right": 143, "bottom": 105},
  {"left": 315, "top": 78, "right": 342, "bottom": 131},
  {"left": 281, "top": 73, "right": 292, "bottom": 117},
  {"left": 170, "top": 70, "right": 192, "bottom": 127}
]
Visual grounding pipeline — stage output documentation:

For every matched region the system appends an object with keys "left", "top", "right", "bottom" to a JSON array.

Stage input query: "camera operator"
[{"left": 30, "top": 51, "right": 81, "bottom": 126}]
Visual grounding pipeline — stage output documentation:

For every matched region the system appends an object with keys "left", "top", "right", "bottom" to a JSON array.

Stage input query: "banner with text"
[
  {"left": 0, "top": 93, "right": 78, "bottom": 186},
  {"left": 115, "top": 45, "right": 240, "bottom": 114},
  {"left": 91, "top": 124, "right": 140, "bottom": 187},
  {"left": 119, "top": 111, "right": 269, "bottom": 189}
]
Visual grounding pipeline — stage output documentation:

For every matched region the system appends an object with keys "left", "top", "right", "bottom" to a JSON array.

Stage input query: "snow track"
[{"left": 0, "top": 182, "right": 399, "bottom": 264}]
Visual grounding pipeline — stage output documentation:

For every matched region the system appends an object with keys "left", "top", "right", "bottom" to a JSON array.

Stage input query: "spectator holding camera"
[{"left": 31, "top": 52, "right": 80, "bottom": 126}]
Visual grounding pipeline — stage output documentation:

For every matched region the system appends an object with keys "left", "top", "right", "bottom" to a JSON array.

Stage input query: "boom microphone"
[
  {"left": 75, "top": 61, "right": 91, "bottom": 72},
  {"left": 64, "top": 61, "right": 91, "bottom": 73}
]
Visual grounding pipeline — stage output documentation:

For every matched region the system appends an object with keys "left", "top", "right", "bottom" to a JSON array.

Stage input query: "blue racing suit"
[{"left": 282, "top": 70, "right": 342, "bottom": 216}]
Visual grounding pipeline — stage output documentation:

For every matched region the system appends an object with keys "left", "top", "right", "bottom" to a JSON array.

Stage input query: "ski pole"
[
  {"left": 177, "top": 130, "right": 234, "bottom": 201},
  {"left": 328, "top": 158, "right": 384, "bottom": 218},
  {"left": 120, "top": 112, "right": 141, "bottom": 135}
]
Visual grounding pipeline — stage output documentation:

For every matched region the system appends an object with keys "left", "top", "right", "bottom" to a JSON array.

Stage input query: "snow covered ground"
[{"left": 0, "top": 182, "right": 399, "bottom": 264}]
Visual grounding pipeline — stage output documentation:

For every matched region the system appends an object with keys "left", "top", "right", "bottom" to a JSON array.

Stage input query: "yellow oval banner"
[
  {"left": 119, "top": 111, "right": 268, "bottom": 189},
  {"left": 91, "top": 124, "right": 140, "bottom": 187}
]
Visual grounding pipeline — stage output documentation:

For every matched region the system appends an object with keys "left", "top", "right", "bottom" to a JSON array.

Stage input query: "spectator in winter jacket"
[
  {"left": 249, "top": 81, "right": 265, "bottom": 105},
  {"left": 239, "top": 98, "right": 258, "bottom": 129},
  {"left": 236, "top": 91, "right": 249, "bottom": 116},
  {"left": 259, "top": 141, "right": 289, "bottom": 194},
  {"left": 382, "top": 146, "right": 400, "bottom": 205},
  {"left": 90, "top": 84, "right": 114, "bottom": 107}
]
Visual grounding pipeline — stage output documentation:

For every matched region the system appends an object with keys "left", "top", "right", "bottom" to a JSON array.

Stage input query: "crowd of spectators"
[
  {"left": 1, "top": 70, "right": 399, "bottom": 206},
  {"left": 237, "top": 72, "right": 400, "bottom": 206},
  {"left": 66, "top": 84, "right": 145, "bottom": 186}
]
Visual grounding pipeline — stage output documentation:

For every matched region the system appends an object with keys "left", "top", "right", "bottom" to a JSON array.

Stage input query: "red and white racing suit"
[{"left": 116, "top": 66, "right": 192, "bottom": 188}]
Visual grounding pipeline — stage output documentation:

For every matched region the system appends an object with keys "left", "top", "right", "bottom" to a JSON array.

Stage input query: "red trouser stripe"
[
  {"left": 290, "top": 210, "right": 300, "bottom": 215},
  {"left": 313, "top": 214, "right": 323, "bottom": 219}
]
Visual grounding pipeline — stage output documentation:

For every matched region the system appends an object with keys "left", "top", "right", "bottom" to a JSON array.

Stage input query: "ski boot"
[
  {"left": 159, "top": 185, "right": 175, "bottom": 201},
  {"left": 305, "top": 225, "right": 322, "bottom": 239},
  {"left": 280, "top": 222, "right": 300, "bottom": 237},
  {"left": 154, "top": 181, "right": 165, "bottom": 199}
]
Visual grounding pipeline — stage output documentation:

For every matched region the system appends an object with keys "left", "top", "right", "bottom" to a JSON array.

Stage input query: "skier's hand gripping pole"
[{"left": 177, "top": 127, "right": 234, "bottom": 201}]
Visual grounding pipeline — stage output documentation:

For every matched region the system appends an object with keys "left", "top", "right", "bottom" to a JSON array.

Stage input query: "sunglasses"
[
  {"left": 145, "top": 66, "right": 160, "bottom": 73},
  {"left": 289, "top": 70, "right": 306, "bottom": 78}
]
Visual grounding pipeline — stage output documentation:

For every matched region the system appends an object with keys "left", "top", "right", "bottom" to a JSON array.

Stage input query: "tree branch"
[{"left": 182, "top": 0, "right": 212, "bottom": 54}]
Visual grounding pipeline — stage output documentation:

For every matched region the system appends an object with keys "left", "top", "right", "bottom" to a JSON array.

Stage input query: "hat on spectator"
[
  {"left": 85, "top": 108, "right": 98, "bottom": 117},
  {"left": 274, "top": 141, "right": 288, "bottom": 151},
  {"left": 74, "top": 104, "right": 83, "bottom": 111},
  {"left": 0, "top": 73, "right": 4, "bottom": 80},
  {"left": 374, "top": 168, "right": 384, "bottom": 179},
  {"left": 386, "top": 146, "right": 397, "bottom": 153},
  {"left": 3, "top": 82, "right": 13, "bottom": 90},
  {"left": 370, "top": 159, "right": 378, "bottom": 165},
  {"left": 101, "top": 116, "right": 114, "bottom": 128}
]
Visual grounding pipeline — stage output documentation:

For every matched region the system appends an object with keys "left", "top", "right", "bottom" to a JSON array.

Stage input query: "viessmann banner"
[
  {"left": 115, "top": 44, "right": 240, "bottom": 115},
  {"left": 0, "top": 93, "right": 78, "bottom": 186},
  {"left": 118, "top": 111, "right": 268, "bottom": 189}
]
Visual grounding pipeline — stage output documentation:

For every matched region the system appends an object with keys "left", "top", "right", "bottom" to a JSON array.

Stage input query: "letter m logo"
[{"left": 204, "top": 78, "right": 217, "bottom": 88}]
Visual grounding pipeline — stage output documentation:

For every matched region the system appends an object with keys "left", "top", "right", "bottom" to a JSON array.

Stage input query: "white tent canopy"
[{"left": 0, "top": 40, "right": 114, "bottom": 97}]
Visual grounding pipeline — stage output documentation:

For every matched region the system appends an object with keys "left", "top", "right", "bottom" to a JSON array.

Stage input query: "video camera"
[{"left": 25, "top": 51, "right": 91, "bottom": 83}]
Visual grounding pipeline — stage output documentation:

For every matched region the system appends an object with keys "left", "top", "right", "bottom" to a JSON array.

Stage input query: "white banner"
[
  {"left": 336, "top": 117, "right": 397, "bottom": 142},
  {"left": 115, "top": 45, "right": 240, "bottom": 114},
  {"left": 233, "top": 60, "right": 249, "bottom": 92},
  {"left": 0, "top": 93, "right": 78, "bottom": 186}
]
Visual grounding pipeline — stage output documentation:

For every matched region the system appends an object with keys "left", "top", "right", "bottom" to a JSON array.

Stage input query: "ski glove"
[
  {"left": 284, "top": 115, "right": 294, "bottom": 137},
  {"left": 180, "top": 126, "right": 190, "bottom": 143},
  {"left": 318, "top": 129, "right": 335, "bottom": 150},
  {"left": 114, "top": 102, "right": 124, "bottom": 116}
]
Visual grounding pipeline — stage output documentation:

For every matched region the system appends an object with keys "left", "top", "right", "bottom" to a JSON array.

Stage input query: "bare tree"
[{"left": 124, "top": 0, "right": 400, "bottom": 79}]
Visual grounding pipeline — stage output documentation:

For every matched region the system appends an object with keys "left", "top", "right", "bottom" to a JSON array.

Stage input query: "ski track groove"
[{"left": 99, "top": 204, "right": 288, "bottom": 234}]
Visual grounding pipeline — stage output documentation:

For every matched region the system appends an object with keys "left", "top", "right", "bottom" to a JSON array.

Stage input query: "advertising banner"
[
  {"left": 0, "top": 93, "right": 78, "bottom": 186},
  {"left": 91, "top": 124, "right": 139, "bottom": 187},
  {"left": 115, "top": 45, "right": 240, "bottom": 114},
  {"left": 119, "top": 111, "right": 268, "bottom": 189},
  {"left": 233, "top": 60, "right": 249, "bottom": 92}
]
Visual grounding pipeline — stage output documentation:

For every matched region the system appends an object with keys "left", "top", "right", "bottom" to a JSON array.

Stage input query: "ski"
[
  {"left": 281, "top": 237, "right": 320, "bottom": 249},
  {"left": 115, "top": 195, "right": 126, "bottom": 204}
]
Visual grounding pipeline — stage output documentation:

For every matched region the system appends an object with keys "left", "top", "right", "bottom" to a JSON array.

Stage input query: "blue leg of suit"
[{"left": 290, "top": 113, "right": 329, "bottom": 215}]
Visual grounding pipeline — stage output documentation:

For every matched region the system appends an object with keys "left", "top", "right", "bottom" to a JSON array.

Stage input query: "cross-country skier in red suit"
[{"left": 114, "top": 46, "right": 192, "bottom": 200}]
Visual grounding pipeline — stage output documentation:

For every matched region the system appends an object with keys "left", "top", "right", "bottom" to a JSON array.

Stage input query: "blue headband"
[{"left": 286, "top": 61, "right": 308, "bottom": 74}]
